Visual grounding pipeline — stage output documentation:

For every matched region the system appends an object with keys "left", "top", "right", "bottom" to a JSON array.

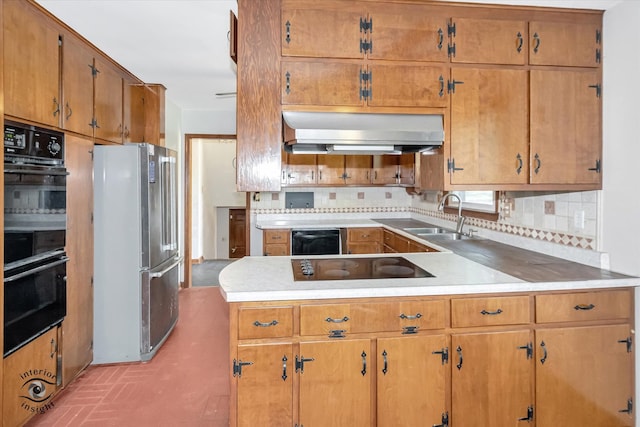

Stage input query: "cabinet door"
[
  {"left": 284, "top": 153, "right": 317, "bottom": 185},
  {"left": 143, "top": 84, "right": 166, "bottom": 146},
  {"left": 344, "top": 155, "right": 372, "bottom": 185},
  {"left": 451, "top": 18, "right": 527, "bottom": 65},
  {"left": 299, "top": 339, "right": 372, "bottom": 427},
  {"left": 236, "top": 343, "right": 293, "bottom": 427},
  {"left": 452, "top": 330, "right": 533, "bottom": 426},
  {"left": 529, "top": 21, "right": 602, "bottom": 67},
  {"left": 94, "top": 56, "right": 124, "bottom": 144},
  {"left": 536, "top": 325, "right": 634, "bottom": 427},
  {"left": 317, "top": 155, "right": 347, "bottom": 185},
  {"left": 368, "top": 64, "right": 448, "bottom": 108},
  {"left": 367, "top": 3, "right": 448, "bottom": 62},
  {"left": 4, "top": 0, "right": 60, "bottom": 127},
  {"left": 450, "top": 68, "right": 528, "bottom": 185},
  {"left": 61, "top": 32, "right": 96, "bottom": 137},
  {"left": 62, "top": 135, "right": 94, "bottom": 387},
  {"left": 530, "top": 69, "right": 601, "bottom": 185},
  {"left": 282, "top": 60, "right": 363, "bottom": 106},
  {"left": 372, "top": 156, "right": 398, "bottom": 185},
  {"left": 281, "top": 0, "right": 365, "bottom": 59},
  {"left": 398, "top": 153, "right": 415, "bottom": 185},
  {"left": 377, "top": 335, "right": 447, "bottom": 427},
  {"left": 3, "top": 327, "right": 59, "bottom": 427},
  {"left": 123, "top": 79, "right": 145, "bottom": 143}
]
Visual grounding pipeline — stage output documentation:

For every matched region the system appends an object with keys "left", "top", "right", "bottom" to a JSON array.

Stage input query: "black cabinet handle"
[
  {"left": 282, "top": 355, "right": 288, "bottom": 381},
  {"left": 574, "top": 304, "right": 595, "bottom": 311},
  {"left": 540, "top": 341, "right": 548, "bottom": 364},
  {"left": 253, "top": 319, "right": 278, "bottom": 327},
  {"left": 382, "top": 350, "right": 388, "bottom": 375},
  {"left": 516, "top": 153, "right": 523, "bottom": 175},
  {"left": 533, "top": 32, "right": 541, "bottom": 53},
  {"left": 534, "top": 154, "right": 542, "bottom": 174},
  {"left": 480, "top": 308, "right": 503, "bottom": 316},
  {"left": 325, "top": 316, "right": 349, "bottom": 323},
  {"left": 516, "top": 32, "right": 523, "bottom": 53},
  {"left": 456, "top": 346, "right": 463, "bottom": 370},
  {"left": 361, "top": 351, "right": 367, "bottom": 376}
]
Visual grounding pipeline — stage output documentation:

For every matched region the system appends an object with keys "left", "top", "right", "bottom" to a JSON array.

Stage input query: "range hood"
[{"left": 283, "top": 111, "right": 444, "bottom": 155}]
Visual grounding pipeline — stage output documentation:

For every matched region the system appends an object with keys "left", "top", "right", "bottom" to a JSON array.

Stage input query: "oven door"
[
  {"left": 291, "top": 229, "right": 341, "bottom": 256},
  {"left": 3, "top": 250, "right": 68, "bottom": 357}
]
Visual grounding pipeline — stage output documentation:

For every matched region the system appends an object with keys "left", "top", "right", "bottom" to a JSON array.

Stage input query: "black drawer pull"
[
  {"left": 253, "top": 320, "right": 278, "bottom": 327},
  {"left": 399, "top": 313, "right": 422, "bottom": 320},
  {"left": 574, "top": 304, "right": 595, "bottom": 311},
  {"left": 480, "top": 308, "right": 503, "bottom": 316}
]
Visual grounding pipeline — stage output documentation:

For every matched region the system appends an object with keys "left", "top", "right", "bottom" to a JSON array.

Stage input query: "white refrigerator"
[{"left": 93, "top": 143, "right": 181, "bottom": 363}]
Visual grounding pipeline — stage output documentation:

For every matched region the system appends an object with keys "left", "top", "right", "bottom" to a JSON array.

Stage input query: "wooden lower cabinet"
[
  {"left": 377, "top": 335, "right": 448, "bottom": 427},
  {"left": 299, "top": 339, "right": 372, "bottom": 427},
  {"left": 535, "top": 324, "right": 634, "bottom": 427},
  {"left": 230, "top": 289, "right": 634, "bottom": 427},
  {"left": 452, "top": 330, "right": 533, "bottom": 426},
  {"left": 236, "top": 343, "right": 293, "bottom": 427},
  {"left": 3, "top": 327, "right": 60, "bottom": 427}
]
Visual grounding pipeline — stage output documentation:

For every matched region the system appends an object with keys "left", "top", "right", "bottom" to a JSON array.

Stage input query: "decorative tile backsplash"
[{"left": 251, "top": 187, "right": 599, "bottom": 250}]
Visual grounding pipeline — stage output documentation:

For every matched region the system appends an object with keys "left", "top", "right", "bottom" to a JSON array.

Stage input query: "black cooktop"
[{"left": 291, "top": 257, "right": 434, "bottom": 281}]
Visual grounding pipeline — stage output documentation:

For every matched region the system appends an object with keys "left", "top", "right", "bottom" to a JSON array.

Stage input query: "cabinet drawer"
[
  {"left": 238, "top": 307, "right": 293, "bottom": 339},
  {"left": 300, "top": 304, "right": 351, "bottom": 336},
  {"left": 264, "top": 229, "right": 290, "bottom": 243},
  {"left": 536, "top": 290, "right": 631, "bottom": 323},
  {"left": 348, "top": 227, "right": 382, "bottom": 242},
  {"left": 451, "top": 296, "right": 530, "bottom": 327},
  {"left": 264, "top": 243, "right": 289, "bottom": 256},
  {"left": 352, "top": 300, "right": 446, "bottom": 333}
]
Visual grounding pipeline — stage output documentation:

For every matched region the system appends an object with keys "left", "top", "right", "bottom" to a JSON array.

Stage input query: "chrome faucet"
[{"left": 437, "top": 193, "right": 466, "bottom": 235}]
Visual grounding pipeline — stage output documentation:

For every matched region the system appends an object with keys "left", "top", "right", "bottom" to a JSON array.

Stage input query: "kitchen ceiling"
[{"left": 35, "top": 0, "right": 623, "bottom": 118}]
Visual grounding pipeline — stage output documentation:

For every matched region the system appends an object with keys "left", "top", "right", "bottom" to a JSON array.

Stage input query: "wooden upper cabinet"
[
  {"left": 530, "top": 69, "right": 601, "bottom": 186},
  {"left": 372, "top": 154, "right": 415, "bottom": 185},
  {"left": 61, "top": 31, "right": 95, "bottom": 137},
  {"left": 143, "top": 84, "right": 166, "bottom": 146},
  {"left": 282, "top": 60, "right": 362, "bottom": 106},
  {"left": 281, "top": 0, "right": 364, "bottom": 59},
  {"left": 93, "top": 56, "right": 124, "bottom": 144},
  {"left": 123, "top": 80, "right": 146, "bottom": 143},
  {"left": 449, "top": 67, "right": 528, "bottom": 185},
  {"left": 367, "top": 64, "right": 448, "bottom": 108},
  {"left": 317, "top": 155, "right": 372, "bottom": 185},
  {"left": 450, "top": 18, "right": 527, "bottom": 65},
  {"left": 282, "top": 152, "right": 317, "bottom": 186},
  {"left": 365, "top": 3, "right": 448, "bottom": 62},
  {"left": 281, "top": 1, "right": 448, "bottom": 62},
  {"left": 529, "top": 21, "right": 602, "bottom": 67},
  {"left": 3, "top": 0, "right": 61, "bottom": 127}
]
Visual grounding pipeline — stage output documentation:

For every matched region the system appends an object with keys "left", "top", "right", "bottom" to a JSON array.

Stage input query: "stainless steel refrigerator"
[{"left": 93, "top": 143, "right": 181, "bottom": 363}]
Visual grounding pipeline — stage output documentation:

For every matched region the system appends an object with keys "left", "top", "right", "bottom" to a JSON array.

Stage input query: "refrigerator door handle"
[
  {"left": 149, "top": 256, "right": 183, "bottom": 279},
  {"left": 160, "top": 155, "right": 178, "bottom": 251}
]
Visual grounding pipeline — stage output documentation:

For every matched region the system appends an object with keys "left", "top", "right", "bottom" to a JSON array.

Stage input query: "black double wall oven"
[{"left": 3, "top": 120, "right": 68, "bottom": 357}]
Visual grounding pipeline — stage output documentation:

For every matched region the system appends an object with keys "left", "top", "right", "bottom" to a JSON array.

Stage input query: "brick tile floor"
[{"left": 25, "top": 287, "right": 229, "bottom": 427}]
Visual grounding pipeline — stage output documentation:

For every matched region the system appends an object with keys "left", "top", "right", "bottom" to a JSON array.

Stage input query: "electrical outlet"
[{"left": 574, "top": 210, "right": 585, "bottom": 229}]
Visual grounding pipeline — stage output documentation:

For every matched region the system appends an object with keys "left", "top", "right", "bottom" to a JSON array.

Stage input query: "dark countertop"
[{"left": 375, "top": 218, "right": 634, "bottom": 283}]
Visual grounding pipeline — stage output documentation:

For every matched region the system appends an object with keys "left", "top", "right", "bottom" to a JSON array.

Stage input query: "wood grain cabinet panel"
[
  {"left": 449, "top": 67, "right": 529, "bottom": 185},
  {"left": 529, "top": 20, "right": 602, "bottom": 68},
  {"left": 377, "top": 335, "right": 448, "bottom": 427},
  {"left": 238, "top": 307, "right": 294, "bottom": 339},
  {"left": 263, "top": 229, "right": 290, "bottom": 256},
  {"left": 451, "top": 295, "right": 530, "bottom": 327},
  {"left": 346, "top": 227, "right": 382, "bottom": 254},
  {"left": 535, "top": 324, "right": 633, "bottom": 427},
  {"left": 93, "top": 56, "right": 124, "bottom": 144},
  {"left": 3, "top": 0, "right": 61, "bottom": 127},
  {"left": 236, "top": 343, "right": 294, "bottom": 427},
  {"left": 530, "top": 69, "right": 602, "bottom": 186},
  {"left": 535, "top": 290, "right": 631, "bottom": 323},
  {"left": 298, "top": 339, "right": 372, "bottom": 427},
  {"left": 60, "top": 31, "right": 96, "bottom": 137},
  {"left": 450, "top": 17, "right": 527, "bottom": 65},
  {"left": 300, "top": 304, "right": 352, "bottom": 335},
  {"left": 452, "top": 330, "right": 533, "bottom": 427},
  {"left": 353, "top": 300, "right": 446, "bottom": 333}
]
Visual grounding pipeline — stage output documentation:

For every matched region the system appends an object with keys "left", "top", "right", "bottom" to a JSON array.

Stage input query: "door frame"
[{"left": 184, "top": 133, "right": 245, "bottom": 288}]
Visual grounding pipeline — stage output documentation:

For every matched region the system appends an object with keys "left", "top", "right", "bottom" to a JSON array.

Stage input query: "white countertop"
[
  {"left": 256, "top": 219, "right": 379, "bottom": 229},
  {"left": 218, "top": 252, "right": 637, "bottom": 302}
]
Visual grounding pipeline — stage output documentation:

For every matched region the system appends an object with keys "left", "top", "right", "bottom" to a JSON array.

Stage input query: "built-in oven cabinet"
[
  {"left": 3, "top": 326, "right": 60, "bottom": 427},
  {"left": 263, "top": 229, "right": 290, "bottom": 256}
]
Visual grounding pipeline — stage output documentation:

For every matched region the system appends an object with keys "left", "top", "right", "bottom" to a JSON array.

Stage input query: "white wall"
[{"left": 601, "top": 3, "right": 640, "bottom": 423}]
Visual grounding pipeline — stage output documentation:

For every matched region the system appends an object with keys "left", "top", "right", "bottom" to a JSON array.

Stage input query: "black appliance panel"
[
  {"left": 292, "top": 256, "right": 434, "bottom": 281},
  {"left": 291, "top": 229, "right": 341, "bottom": 256}
]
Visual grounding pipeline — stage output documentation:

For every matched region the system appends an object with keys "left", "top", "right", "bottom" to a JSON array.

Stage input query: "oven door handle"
[
  {"left": 4, "top": 256, "right": 69, "bottom": 283},
  {"left": 4, "top": 168, "right": 68, "bottom": 176}
]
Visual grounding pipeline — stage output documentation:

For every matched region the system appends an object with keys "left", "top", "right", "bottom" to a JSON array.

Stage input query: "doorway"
[
  {"left": 229, "top": 208, "right": 246, "bottom": 258},
  {"left": 184, "top": 134, "right": 249, "bottom": 288}
]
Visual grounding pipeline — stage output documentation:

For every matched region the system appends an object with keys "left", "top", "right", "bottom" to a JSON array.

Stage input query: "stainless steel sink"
[
  {"left": 403, "top": 227, "right": 452, "bottom": 234},
  {"left": 418, "top": 232, "right": 473, "bottom": 241}
]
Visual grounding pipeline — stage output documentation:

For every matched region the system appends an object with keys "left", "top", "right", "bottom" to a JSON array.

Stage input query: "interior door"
[{"left": 229, "top": 208, "right": 246, "bottom": 258}]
